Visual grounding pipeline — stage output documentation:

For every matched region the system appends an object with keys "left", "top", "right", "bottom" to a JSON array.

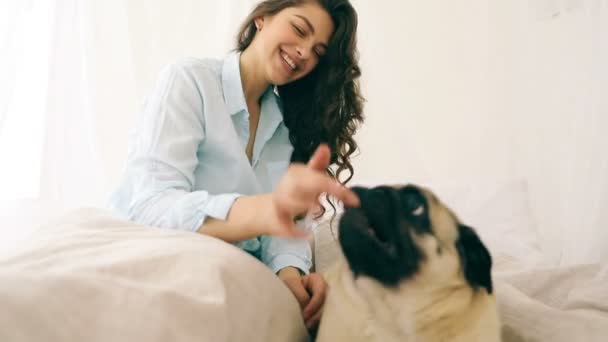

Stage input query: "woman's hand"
[
  {"left": 278, "top": 267, "right": 328, "bottom": 331},
  {"left": 204, "top": 144, "right": 359, "bottom": 242},
  {"left": 301, "top": 272, "right": 328, "bottom": 330},
  {"left": 269, "top": 144, "right": 360, "bottom": 238}
]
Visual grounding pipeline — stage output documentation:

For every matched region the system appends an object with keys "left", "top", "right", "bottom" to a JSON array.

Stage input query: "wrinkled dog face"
[{"left": 339, "top": 184, "right": 493, "bottom": 293}]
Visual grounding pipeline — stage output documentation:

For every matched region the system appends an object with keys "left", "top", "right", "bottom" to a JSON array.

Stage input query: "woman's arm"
[
  {"left": 109, "top": 60, "right": 245, "bottom": 233},
  {"left": 197, "top": 193, "right": 275, "bottom": 242},
  {"left": 112, "top": 61, "right": 357, "bottom": 243}
]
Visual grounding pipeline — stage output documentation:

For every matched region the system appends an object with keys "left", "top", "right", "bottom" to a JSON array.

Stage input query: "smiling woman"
[
  {"left": 107, "top": 0, "right": 363, "bottom": 333},
  {"left": 236, "top": 0, "right": 363, "bottom": 171}
]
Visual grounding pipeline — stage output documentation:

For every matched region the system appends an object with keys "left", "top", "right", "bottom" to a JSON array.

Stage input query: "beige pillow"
[{"left": 0, "top": 208, "right": 308, "bottom": 342}]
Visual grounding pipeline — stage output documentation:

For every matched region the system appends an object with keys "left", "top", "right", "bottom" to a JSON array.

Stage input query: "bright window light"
[{"left": 0, "top": 0, "right": 54, "bottom": 201}]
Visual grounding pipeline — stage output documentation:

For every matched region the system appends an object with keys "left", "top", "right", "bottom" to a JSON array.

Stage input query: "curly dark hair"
[{"left": 236, "top": 0, "right": 364, "bottom": 189}]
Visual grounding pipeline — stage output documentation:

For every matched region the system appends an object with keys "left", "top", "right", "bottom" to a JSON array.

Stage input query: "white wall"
[
  {"left": 351, "top": 0, "right": 494, "bottom": 184},
  {"left": 350, "top": 0, "right": 608, "bottom": 264}
]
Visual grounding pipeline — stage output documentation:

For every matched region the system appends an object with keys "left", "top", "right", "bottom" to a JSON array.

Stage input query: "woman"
[{"left": 109, "top": 0, "right": 363, "bottom": 331}]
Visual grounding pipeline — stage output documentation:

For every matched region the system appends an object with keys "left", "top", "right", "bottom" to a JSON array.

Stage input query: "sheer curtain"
[
  {"left": 0, "top": 0, "right": 51, "bottom": 201},
  {"left": 0, "top": 0, "right": 55, "bottom": 247},
  {"left": 0, "top": 0, "right": 255, "bottom": 246}
]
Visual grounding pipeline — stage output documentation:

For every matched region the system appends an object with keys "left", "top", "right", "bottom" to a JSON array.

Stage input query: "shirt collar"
[
  {"left": 221, "top": 52, "right": 282, "bottom": 118},
  {"left": 221, "top": 52, "right": 248, "bottom": 116}
]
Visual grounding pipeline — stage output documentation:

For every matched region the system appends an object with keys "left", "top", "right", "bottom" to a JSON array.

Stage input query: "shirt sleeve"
[
  {"left": 108, "top": 61, "right": 241, "bottom": 232},
  {"left": 259, "top": 215, "right": 315, "bottom": 274}
]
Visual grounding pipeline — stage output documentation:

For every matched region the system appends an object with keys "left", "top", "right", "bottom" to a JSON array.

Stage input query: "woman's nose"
[{"left": 296, "top": 44, "right": 312, "bottom": 60}]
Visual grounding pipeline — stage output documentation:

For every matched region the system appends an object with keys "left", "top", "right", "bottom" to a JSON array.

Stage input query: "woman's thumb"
[{"left": 307, "top": 144, "right": 331, "bottom": 171}]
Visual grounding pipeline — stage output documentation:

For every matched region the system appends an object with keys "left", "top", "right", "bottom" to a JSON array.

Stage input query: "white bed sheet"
[
  {"left": 495, "top": 262, "right": 608, "bottom": 342},
  {"left": 0, "top": 208, "right": 308, "bottom": 342}
]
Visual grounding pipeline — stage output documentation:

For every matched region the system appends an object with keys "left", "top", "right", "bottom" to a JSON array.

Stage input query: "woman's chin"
[
  {"left": 269, "top": 62, "right": 299, "bottom": 86},
  {"left": 268, "top": 73, "right": 291, "bottom": 86}
]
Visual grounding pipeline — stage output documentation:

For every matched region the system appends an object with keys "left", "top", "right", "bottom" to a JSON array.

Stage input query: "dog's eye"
[
  {"left": 401, "top": 186, "right": 426, "bottom": 217},
  {"left": 412, "top": 204, "right": 424, "bottom": 216},
  {"left": 402, "top": 190, "right": 425, "bottom": 216}
]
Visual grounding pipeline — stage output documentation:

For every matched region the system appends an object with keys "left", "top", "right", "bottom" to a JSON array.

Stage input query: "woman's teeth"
[{"left": 281, "top": 52, "right": 296, "bottom": 70}]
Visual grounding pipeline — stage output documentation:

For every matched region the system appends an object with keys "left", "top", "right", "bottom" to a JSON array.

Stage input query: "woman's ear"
[{"left": 254, "top": 17, "right": 264, "bottom": 31}]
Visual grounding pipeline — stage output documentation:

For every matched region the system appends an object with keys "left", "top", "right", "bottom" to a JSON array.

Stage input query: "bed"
[{"left": 1, "top": 180, "right": 607, "bottom": 341}]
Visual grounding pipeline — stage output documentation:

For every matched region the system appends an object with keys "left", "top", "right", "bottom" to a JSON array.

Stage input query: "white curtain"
[
  {"left": 0, "top": 0, "right": 51, "bottom": 200},
  {"left": 0, "top": 0, "right": 255, "bottom": 245}
]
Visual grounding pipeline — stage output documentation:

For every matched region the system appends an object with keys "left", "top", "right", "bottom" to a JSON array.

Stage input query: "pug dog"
[{"left": 315, "top": 184, "right": 501, "bottom": 342}]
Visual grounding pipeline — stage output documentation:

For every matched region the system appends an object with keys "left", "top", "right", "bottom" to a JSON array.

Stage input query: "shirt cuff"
[
  {"left": 260, "top": 215, "right": 314, "bottom": 274},
  {"left": 193, "top": 193, "right": 242, "bottom": 230},
  {"left": 267, "top": 253, "right": 313, "bottom": 275}
]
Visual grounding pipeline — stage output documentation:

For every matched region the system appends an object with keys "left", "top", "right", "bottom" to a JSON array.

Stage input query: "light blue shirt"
[{"left": 108, "top": 52, "right": 312, "bottom": 274}]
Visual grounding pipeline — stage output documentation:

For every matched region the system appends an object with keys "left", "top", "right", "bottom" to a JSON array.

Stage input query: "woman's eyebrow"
[
  {"left": 294, "top": 14, "right": 329, "bottom": 49},
  {"left": 295, "top": 14, "right": 315, "bottom": 34}
]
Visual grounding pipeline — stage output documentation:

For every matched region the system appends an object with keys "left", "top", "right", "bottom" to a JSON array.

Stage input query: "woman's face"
[{"left": 253, "top": 2, "right": 334, "bottom": 85}]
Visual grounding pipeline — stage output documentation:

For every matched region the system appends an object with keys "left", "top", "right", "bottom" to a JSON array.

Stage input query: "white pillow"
[
  {"left": 0, "top": 209, "right": 308, "bottom": 342},
  {"left": 423, "top": 179, "right": 547, "bottom": 272},
  {"left": 424, "top": 179, "right": 539, "bottom": 247}
]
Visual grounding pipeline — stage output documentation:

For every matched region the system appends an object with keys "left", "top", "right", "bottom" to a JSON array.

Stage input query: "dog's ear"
[{"left": 456, "top": 224, "right": 493, "bottom": 294}]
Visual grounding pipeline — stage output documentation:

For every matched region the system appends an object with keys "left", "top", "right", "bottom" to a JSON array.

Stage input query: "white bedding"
[
  {"left": 1, "top": 190, "right": 607, "bottom": 342},
  {"left": 495, "top": 263, "right": 608, "bottom": 342},
  {"left": 0, "top": 209, "right": 308, "bottom": 342}
]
